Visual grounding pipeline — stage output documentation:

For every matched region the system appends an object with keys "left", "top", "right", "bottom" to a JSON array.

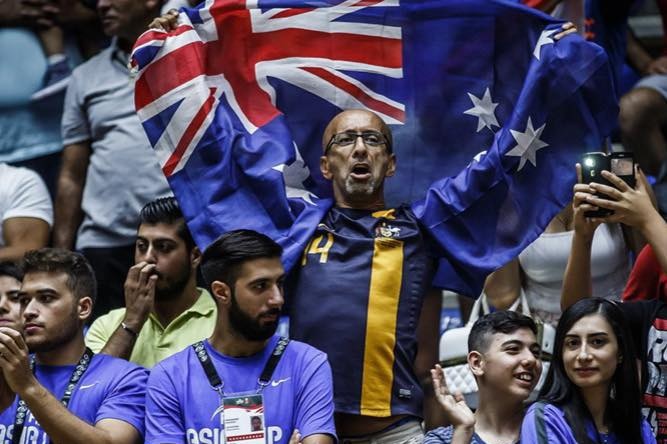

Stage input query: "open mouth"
[
  {"left": 350, "top": 164, "right": 371, "bottom": 179},
  {"left": 514, "top": 372, "right": 534, "bottom": 386}
]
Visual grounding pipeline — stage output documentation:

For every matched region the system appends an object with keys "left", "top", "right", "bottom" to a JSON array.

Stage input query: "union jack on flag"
[{"left": 132, "top": 0, "right": 617, "bottom": 296}]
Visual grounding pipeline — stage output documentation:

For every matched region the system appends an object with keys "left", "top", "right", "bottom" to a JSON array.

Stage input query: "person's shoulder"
[
  {"left": 71, "top": 47, "right": 114, "bottom": 80},
  {"left": 92, "top": 308, "right": 127, "bottom": 326},
  {"left": 0, "top": 163, "right": 41, "bottom": 188},
  {"left": 526, "top": 402, "right": 567, "bottom": 423},
  {"left": 93, "top": 353, "right": 146, "bottom": 373},
  {"left": 89, "top": 353, "right": 148, "bottom": 389},
  {"left": 424, "top": 425, "right": 454, "bottom": 444},
  {"left": 285, "top": 338, "right": 328, "bottom": 361},
  {"left": 153, "top": 342, "right": 196, "bottom": 373}
]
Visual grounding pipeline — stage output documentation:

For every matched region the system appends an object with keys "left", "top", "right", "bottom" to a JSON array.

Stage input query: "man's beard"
[
  {"left": 344, "top": 175, "right": 378, "bottom": 196},
  {"left": 229, "top": 292, "right": 280, "bottom": 342},
  {"left": 154, "top": 261, "right": 192, "bottom": 301},
  {"left": 27, "top": 306, "right": 79, "bottom": 354}
]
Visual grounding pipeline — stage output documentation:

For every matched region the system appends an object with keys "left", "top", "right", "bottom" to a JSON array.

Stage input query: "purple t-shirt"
[
  {"left": 520, "top": 402, "right": 656, "bottom": 444},
  {"left": 146, "top": 335, "right": 336, "bottom": 444},
  {"left": 0, "top": 354, "right": 147, "bottom": 443}
]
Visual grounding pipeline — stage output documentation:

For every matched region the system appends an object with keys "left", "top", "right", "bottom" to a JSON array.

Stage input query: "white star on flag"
[
  {"left": 533, "top": 28, "right": 558, "bottom": 60},
  {"left": 463, "top": 88, "right": 499, "bottom": 132},
  {"left": 505, "top": 117, "right": 548, "bottom": 171},
  {"left": 272, "top": 143, "right": 318, "bottom": 205}
]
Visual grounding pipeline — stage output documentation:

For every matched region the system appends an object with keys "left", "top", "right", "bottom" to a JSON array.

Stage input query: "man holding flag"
[{"left": 135, "top": 0, "right": 617, "bottom": 439}]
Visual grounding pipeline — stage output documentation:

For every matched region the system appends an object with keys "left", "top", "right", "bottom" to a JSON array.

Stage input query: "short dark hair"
[
  {"left": 201, "top": 230, "right": 282, "bottom": 289},
  {"left": 22, "top": 249, "right": 97, "bottom": 303},
  {"left": 468, "top": 310, "right": 538, "bottom": 353},
  {"left": 139, "top": 196, "right": 195, "bottom": 251},
  {"left": 0, "top": 261, "right": 23, "bottom": 282}
]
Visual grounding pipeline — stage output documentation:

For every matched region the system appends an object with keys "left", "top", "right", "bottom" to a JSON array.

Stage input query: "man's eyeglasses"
[{"left": 325, "top": 131, "right": 391, "bottom": 154}]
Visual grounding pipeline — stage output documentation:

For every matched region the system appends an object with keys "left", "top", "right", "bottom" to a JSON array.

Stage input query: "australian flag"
[{"left": 131, "top": 0, "right": 617, "bottom": 297}]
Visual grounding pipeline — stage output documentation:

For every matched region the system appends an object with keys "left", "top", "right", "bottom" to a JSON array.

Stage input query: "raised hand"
[
  {"left": 0, "top": 327, "right": 35, "bottom": 397},
  {"left": 122, "top": 262, "right": 158, "bottom": 333},
  {"left": 572, "top": 163, "right": 602, "bottom": 241},
  {"left": 585, "top": 166, "right": 657, "bottom": 230},
  {"left": 149, "top": 8, "right": 180, "bottom": 31},
  {"left": 431, "top": 364, "right": 475, "bottom": 429}
]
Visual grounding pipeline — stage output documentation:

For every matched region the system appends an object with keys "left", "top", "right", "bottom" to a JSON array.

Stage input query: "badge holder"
[{"left": 193, "top": 338, "right": 290, "bottom": 444}]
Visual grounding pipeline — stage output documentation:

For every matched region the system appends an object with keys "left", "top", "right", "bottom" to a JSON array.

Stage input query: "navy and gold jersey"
[{"left": 287, "top": 205, "right": 436, "bottom": 418}]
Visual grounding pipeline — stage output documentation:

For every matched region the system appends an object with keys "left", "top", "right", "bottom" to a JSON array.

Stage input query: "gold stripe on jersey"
[
  {"left": 371, "top": 209, "right": 396, "bottom": 220},
  {"left": 360, "top": 237, "right": 404, "bottom": 416}
]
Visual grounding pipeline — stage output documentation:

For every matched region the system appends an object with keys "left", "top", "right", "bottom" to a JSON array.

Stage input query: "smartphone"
[
  {"left": 609, "top": 152, "right": 635, "bottom": 189},
  {"left": 580, "top": 152, "right": 613, "bottom": 218}
]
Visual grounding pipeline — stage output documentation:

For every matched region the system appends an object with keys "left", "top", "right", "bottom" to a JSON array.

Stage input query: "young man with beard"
[
  {"left": 0, "top": 249, "right": 147, "bottom": 444},
  {"left": 424, "top": 311, "right": 542, "bottom": 444},
  {"left": 86, "top": 197, "right": 216, "bottom": 368},
  {"left": 145, "top": 230, "right": 335, "bottom": 444}
]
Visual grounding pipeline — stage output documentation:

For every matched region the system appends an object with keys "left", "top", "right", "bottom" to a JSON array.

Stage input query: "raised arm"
[
  {"left": 429, "top": 364, "right": 474, "bottom": 444},
  {"left": 561, "top": 165, "right": 602, "bottom": 310},
  {"left": 94, "top": 262, "right": 157, "bottom": 359}
]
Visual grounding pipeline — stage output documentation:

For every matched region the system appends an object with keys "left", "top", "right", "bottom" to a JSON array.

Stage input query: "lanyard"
[
  {"left": 193, "top": 337, "right": 290, "bottom": 397},
  {"left": 12, "top": 348, "right": 94, "bottom": 444}
]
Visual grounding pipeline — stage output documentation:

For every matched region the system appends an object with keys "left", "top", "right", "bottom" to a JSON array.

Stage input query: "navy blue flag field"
[{"left": 131, "top": 0, "right": 617, "bottom": 297}]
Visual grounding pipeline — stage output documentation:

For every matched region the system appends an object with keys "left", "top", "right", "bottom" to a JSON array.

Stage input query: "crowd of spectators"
[{"left": 2, "top": 0, "right": 667, "bottom": 444}]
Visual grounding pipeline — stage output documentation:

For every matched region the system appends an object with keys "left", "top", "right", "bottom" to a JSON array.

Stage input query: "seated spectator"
[
  {"left": 0, "top": 163, "right": 52, "bottom": 262},
  {"left": 145, "top": 230, "right": 335, "bottom": 444},
  {"left": 54, "top": 0, "right": 171, "bottom": 320},
  {"left": 425, "top": 311, "right": 542, "bottom": 444},
  {"left": 0, "top": 248, "right": 147, "bottom": 443},
  {"left": 85, "top": 197, "right": 216, "bottom": 368},
  {"left": 562, "top": 165, "right": 667, "bottom": 440},
  {"left": 520, "top": 298, "right": 654, "bottom": 443}
]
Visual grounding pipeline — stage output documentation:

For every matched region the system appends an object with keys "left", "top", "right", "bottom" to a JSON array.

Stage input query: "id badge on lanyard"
[
  {"left": 222, "top": 392, "right": 266, "bottom": 444},
  {"left": 193, "top": 338, "right": 289, "bottom": 444}
]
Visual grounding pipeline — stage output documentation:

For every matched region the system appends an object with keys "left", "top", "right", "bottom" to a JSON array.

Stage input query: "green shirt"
[{"left": 85, "top": 288, "right": 217, "bottom": 368}]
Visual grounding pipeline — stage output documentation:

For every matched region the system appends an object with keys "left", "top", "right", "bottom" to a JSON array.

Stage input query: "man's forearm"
[
  {"left": 416, "top": 289, "right": 444, "bottom": 430},
  {"left": 53, "top": 178, "right": 85, "bottom": 249},
  {"left": 21, "top": 381, "right": 117, "bottom": 444},
  {"left": 639, "top": 213, "right": 667, "bottom": 275},
  {"left": 99, "top": 325, "right": 138, "bottom": 360}
]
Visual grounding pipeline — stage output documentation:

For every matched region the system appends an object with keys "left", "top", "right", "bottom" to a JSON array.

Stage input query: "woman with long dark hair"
[{"left": 520, "top": 298, "right": 654, "bottom": 443}]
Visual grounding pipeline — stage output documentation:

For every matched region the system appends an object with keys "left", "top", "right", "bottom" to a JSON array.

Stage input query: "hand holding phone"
[{"left": 580, "top": 152, "right": 635, "bottom": 217}]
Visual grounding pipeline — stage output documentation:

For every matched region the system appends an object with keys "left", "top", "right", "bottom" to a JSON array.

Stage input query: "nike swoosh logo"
[
  {"left": 271, "top": 377, "right": 290, "bottom": 387},
  {"left": 79, "top": 382, "right": 99, "bottom": 390}
]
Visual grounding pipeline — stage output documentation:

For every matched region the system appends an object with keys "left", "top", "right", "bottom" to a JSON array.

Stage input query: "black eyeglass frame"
[{"left": 324, "top": 131, "right": 392, "bottom": 154}]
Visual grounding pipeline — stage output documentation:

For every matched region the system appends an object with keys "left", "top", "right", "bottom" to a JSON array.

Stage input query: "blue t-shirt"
[
  {"left": 520, "top": 402, "right": 656, "bottom": 444},
  {"left": 424, "top": 425, "right": 488, "bottom": 444},
  {"left": 0, "top": 354, "right": 147, "bottom": 443},
  {"left": 146, "top": 335, "right": 336, "bottom": 444}
]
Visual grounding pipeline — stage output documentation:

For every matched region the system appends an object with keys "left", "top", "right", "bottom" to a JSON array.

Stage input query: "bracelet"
[{"left": 121, "top": 322, "right": 139, "bottom": 338}]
